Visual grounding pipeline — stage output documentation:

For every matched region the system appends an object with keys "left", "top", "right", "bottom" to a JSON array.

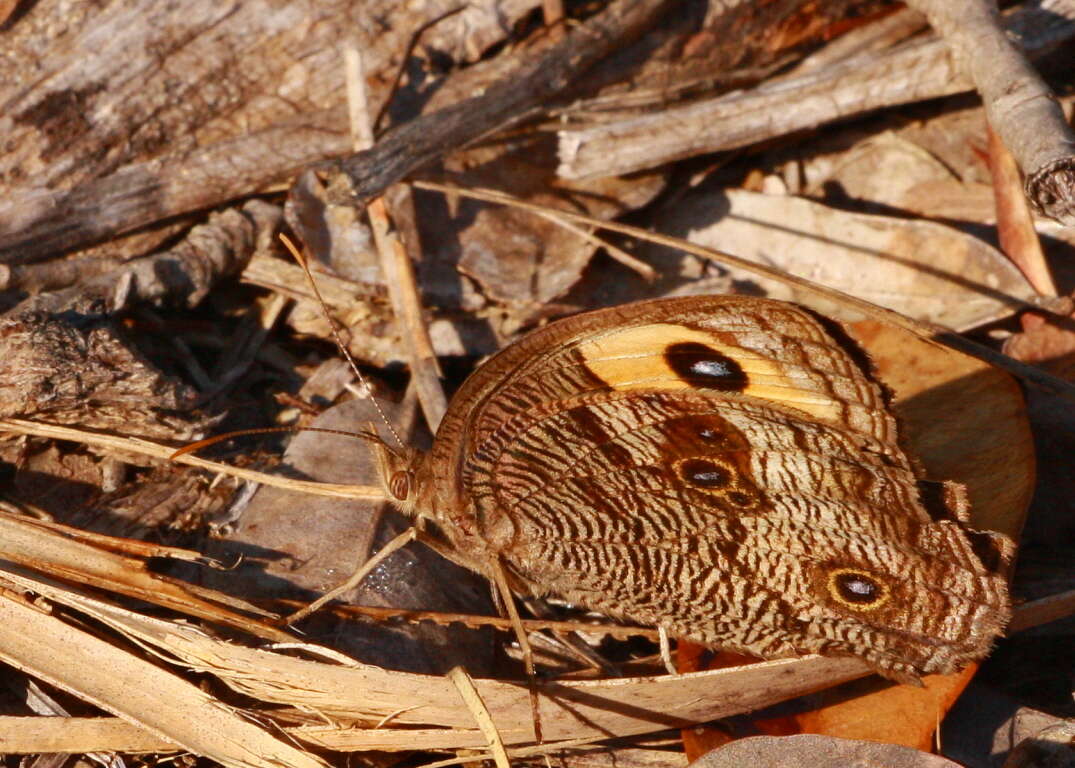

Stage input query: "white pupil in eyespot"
[
  {"left": 690, "top": 360, "right": 734, "bottom": 377},
  {"left": 847, "top": 579, "right": 873, "bottom": 595}
]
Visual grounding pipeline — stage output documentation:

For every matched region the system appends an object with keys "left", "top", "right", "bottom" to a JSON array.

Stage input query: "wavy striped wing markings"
[
  {"left": 509, "top": 517, "right": 1002, "bottom": 674},
  {"left": 508, "top": 485, "right": 996, "bottom": 619},
  {"left": 511, "top": 535, "right": 948, "bottom": 676},
  {"left": 466, "top": 391, "right": 925, "bottom": 547},
  {"left": 472, "top": 392, "right": 902, "bottom": 496},
  {"left": 462, "top": 385, "right": 1004, "bottom": 671},
  {"left": 423, "top": 296, "right": 1009, "bottom": 678}
]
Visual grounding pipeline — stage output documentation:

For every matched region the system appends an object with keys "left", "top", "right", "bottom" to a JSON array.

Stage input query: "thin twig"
[
  {"left": 324, "top": 0, "right": 675, "bottom": 207},
  {"left": 0, "top": 419, "right": 384, "bottom": 501},
  {"left": 319, "top": 602, "right": 663, "bottom": 641},
  {"left": 788, "top": 6, "right": 928, "bottom": 75},
  {"left": 343, "top": 44, "right": 449, "bottom": 431},
  {"left": 1007, "top": 588, "right": 1075, "bottom": 633},
  {"left": 534, "top": 209, "right": 656, "bottom": 282}
]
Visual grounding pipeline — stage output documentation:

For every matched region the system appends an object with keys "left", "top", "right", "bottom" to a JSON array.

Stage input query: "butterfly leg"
[
  {"left": 658, "top": 626, "right": 677, "bottom": 676},
  {"left": 285, "top": 525, "right": 418, "bottom": 624},
  {"left": 489, "top": 556, "right": 544, "bottom": 744}
]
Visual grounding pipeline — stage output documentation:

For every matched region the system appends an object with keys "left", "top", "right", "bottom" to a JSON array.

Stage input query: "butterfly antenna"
[
  {"left": 278, "top": 233, "right": 405, "bottom": 449},
  {"left": 169, "top": 425, "right": 391, "bottom": 460}
]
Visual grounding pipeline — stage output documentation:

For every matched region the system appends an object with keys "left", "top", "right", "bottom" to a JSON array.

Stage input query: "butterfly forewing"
[{"left": 416, "top": 296, "right": 1011, "bottom": 681}]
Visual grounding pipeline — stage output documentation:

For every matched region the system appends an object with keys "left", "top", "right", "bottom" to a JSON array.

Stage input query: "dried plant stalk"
[
  {"left": 905, "top": 0, "right": 1075, "bottom": 224},
  {"left": 0, "top": 589, "right": 326, "bottom": 768}
]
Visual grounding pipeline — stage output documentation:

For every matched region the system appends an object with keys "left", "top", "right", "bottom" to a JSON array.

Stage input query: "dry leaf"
[
  {"left": 425, "top": 137, "right": 665, "bottom": 307},
  {"left": 651, "top": 188, "right": 1034, "bottom": 329}
]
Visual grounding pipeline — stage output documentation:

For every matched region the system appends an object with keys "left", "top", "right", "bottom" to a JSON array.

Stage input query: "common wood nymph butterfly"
[{"left": 373, "top": 295, "right": 1013, "bottom": 683}]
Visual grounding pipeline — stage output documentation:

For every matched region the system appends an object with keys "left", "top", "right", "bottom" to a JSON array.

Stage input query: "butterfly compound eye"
[
  {"left": 827, "top": 568, "right": 890, "bottom": 610},
  {"left": 389, "top": 470, "right": 412, "bottom": 501}
]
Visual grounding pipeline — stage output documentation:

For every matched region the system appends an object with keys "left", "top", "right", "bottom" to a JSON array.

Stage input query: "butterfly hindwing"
[{"left": 415, "top": 295, "right": 1011, "bottom": 680}]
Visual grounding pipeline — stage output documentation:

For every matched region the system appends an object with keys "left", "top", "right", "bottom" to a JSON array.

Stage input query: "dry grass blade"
[
  {"left": 1, "top": 590, "right": 1066, "bottom": 757},
  {"left": 3, "top": 514, "right": 211, "bottom": 563},
  {"left": 0, "top": 511, "right": 289, "bottom": 641},
  {"left": 0, "top": 715, "right": 170, "bottom": 755},
  {"left": 0, "top": 418, "right": 384, "bottom": 501},
  {"left": 447, "top": 666, "right": 511, "bottom": 768},
  {"left": 0, "top": 567, "right": 872, "bottom": 749},
  {"left": 0, "top": 589, "right": 327, "bottom": 768}
]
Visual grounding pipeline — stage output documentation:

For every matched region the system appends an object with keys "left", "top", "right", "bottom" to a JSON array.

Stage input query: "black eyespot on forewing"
[{"left": 664, "top": 342, "right": 748, "bottom": 391}]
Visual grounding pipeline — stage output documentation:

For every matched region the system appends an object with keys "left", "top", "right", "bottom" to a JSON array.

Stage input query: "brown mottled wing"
[{"left": 421, "top": 296, "right": 1010, "bottom": 680}]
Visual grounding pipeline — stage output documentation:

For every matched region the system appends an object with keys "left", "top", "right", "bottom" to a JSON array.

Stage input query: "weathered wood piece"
[
  {"left": 0, "top": 0, "right": 542, "bottom": 262},
  {"left": 0, "top": 309, "right": 206, "bottom": 438},
  {"left": 13, "top": 201, "right": 280, "bottom": 315},
  {"left": 904, "top": 0, "right": 1075, "bottom": 225},
  {"left": 556, "top": 0, "right": 1075, "bottom": 182}
]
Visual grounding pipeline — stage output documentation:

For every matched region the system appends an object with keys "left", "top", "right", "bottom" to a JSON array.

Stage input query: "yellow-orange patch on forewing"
[{"left": 575, "top": 324, "right": 842, "bottom": 423}]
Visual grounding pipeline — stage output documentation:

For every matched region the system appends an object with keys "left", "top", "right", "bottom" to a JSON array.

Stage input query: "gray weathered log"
[
  {"left": 0, "top": 0, "right": 884, "bottom": 264},
  {"left": 0, "top": 0, "right": 541, "bottom": 263}
]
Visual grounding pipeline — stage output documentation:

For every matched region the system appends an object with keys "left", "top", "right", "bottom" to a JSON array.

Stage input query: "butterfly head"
[{"left": 368, "top": 434, "right": 426, "bottom": 518}]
